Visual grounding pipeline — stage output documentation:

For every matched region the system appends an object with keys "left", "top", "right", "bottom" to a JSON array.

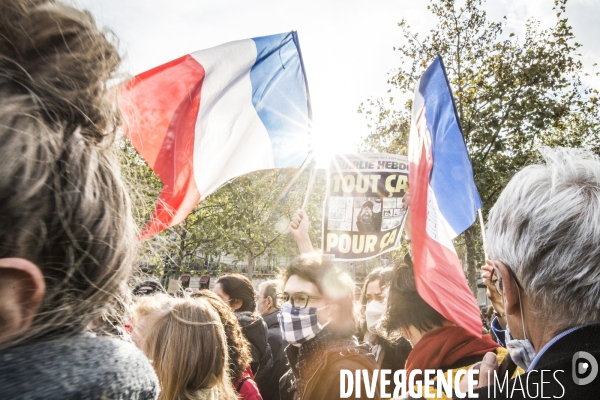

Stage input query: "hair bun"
[{"left": 0, "top": 0, "right": 122, "bottom": 145}]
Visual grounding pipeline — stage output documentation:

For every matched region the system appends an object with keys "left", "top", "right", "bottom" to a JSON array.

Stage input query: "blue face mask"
[{"left": 278, "top": 302, "right": 329, "bottom": 346}]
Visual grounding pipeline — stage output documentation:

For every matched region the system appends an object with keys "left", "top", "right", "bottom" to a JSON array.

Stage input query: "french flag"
[
  {"left": 120, "top": 32, "right": 311, "bottom": 238},
  {"left": 408, "top": 56, "right": 483, "bottom": 337}
]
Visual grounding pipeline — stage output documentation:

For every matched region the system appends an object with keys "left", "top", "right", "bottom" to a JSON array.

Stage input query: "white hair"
[
  {"left": 259, "top": 279, "right": 283, "bottom": 309},
  {"left": 486, "top": 147, "right": 600, "bottom": 329}
]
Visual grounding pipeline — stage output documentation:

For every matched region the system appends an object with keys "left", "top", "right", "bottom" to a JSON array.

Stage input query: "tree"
[
  {"left": 359, "top": 0, "right": 600, "bottom": 295},
  {"left": 200, "top": 166, "right": 325, "bottom": 280}
]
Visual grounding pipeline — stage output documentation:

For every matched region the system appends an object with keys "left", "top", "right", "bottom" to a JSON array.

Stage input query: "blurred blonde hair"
[
  {"left": 134, "top": 295, "right": 238, "bottom": 400},
  {"left": 190, "top": 290, "right": 253, "bottom": 383},
  {"left": 0, "top": 0, "right": 136, "bottom": 349}
]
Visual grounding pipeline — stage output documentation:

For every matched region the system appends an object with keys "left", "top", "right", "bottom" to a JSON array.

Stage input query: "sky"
[{"left": 73, "top": 0, "right": 600, "bottom": 165}]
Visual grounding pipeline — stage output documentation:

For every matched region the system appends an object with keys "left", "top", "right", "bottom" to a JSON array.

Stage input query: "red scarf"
[{"left": 405, "top": 325, "right": 498, "bottom": 378}]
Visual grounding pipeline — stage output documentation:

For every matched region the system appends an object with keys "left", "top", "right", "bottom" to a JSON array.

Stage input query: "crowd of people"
[{"left": 0, "top": 0, "right": 599, "bottom": 399}]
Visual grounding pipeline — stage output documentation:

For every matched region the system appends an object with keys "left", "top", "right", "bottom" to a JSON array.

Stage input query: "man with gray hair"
[
  {"left": 463, "top": 147, "right": 600, "bottom": 398},
  {"left": 255, "top": 279, "right": 288, "bottom": 400}
]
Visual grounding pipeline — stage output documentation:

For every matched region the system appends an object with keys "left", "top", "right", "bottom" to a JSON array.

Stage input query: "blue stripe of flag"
[
  {"left": 250, "top": 32, "right": 310, "bottom": 168},
  {"left": 418, "top": 55, "right": 482, "bottom": 236}
]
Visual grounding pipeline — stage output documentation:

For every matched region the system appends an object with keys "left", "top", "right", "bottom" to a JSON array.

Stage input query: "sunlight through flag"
[
  {"left": 408, "top": 55, "right": 483, "bottom": 337},
  {"left": 120, "top": 32, "right": 311, "bottom": 238}
]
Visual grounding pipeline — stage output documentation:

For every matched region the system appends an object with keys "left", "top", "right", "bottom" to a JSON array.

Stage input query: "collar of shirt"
[{"left": 527, "top": 325, "right": 585, "bottom": 371}]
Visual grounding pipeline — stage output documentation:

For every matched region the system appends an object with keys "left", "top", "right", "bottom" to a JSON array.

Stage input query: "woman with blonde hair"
[
  {"left": 191, "top": 290, "right": 263, "bottom": 400},
  {"left": 132, "top": 295, "right": 238, "bottom": 400},
  {"left": 0, "top": 0, "right": 158, "bottom": 398}
]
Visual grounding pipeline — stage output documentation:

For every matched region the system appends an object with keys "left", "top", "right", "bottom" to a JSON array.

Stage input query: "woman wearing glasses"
[{"left": 283, "top": 212, "right": 379, "bottom": 400}]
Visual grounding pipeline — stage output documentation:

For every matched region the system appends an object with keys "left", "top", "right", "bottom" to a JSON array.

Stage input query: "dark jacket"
[
  {"left": 460, "top": 323, "right": 600, "bottom": 399},
  {"left": 279, "top": 327, "right": 380, "bottom": 400},
  {"left": 237, "top": 312, "right": 274, "bottom": 399},
  {"left": 377, "top": 336, "right": 412, "bottom": 372},
  {"left": 262, "top": 310, "right": 289, "bottom": 400},
  {"left": 0, "top": 334, "right": 159, "bottom": 400}
]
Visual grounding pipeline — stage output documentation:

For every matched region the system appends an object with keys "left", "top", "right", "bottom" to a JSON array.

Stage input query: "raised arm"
[{"left": 289, "top": 209, "right": 315, "bottom": 254}]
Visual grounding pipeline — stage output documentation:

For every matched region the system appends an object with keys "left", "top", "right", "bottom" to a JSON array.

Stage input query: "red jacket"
[{"left": 234, "top": 366, "right": 263, "bottom": 400}]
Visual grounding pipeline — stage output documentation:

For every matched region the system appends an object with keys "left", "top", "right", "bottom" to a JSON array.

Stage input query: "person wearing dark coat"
[
  {"left": 235, "top": 310, "right": 274, "bottom": 393},
  {"left": 256, "top": 279, "right": 289, "bottom": 400},
  {"left": 456, "top": 148, "right": 600, "bottom": 398},
  {"left": 466, "top": 324, "right": 600, "bottom": 399},
  {"left": 215, "top": 274, "right": 274, "bottom": 399}
]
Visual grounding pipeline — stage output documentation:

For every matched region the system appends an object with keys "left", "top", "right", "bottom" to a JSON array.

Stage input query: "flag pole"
[
  {"left": 477, "top": 208, "right": 488, "bottom": 260},
  {"left": 301, "top": 156, "right": 316, "bottom": 210}
]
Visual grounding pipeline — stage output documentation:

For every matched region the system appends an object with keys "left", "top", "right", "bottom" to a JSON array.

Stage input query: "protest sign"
[{"left": 322, "top": 153, "right": 408, "bottom": 261}]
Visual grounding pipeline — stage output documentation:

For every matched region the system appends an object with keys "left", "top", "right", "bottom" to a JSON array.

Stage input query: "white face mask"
[
  {"left": 365, "top": 300, "right": 385, "bottom": 335},
  {"left": 255, "top": 298, "right": 266, "bottom": 313},
  {"left": 504, "top": 286, "right": 537, "bottom": 370}
]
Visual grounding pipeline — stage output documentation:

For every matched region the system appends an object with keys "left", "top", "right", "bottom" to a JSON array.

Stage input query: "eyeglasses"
[
  {"left": 282, "top": 292, "right": 322, "bottom": 310},
  {"left": 490, "top": 263, "right": 523, "bottom": 296}
]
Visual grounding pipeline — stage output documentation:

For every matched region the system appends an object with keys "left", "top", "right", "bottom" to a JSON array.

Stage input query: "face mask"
[
  {"left": 504, "top": 288, "right": 537, "bottom": 370},
  {"left": 255, "top": 298, "right": 266, "bottom": 313},
  {"left": 365, "top": 300, "right": 385, "bottom": 335},
  {"left": 278, "top": 302, "right": 329, "bottom": 346},
  {"left": 506, "top": 325, "right": 537, "bottom": 370}
]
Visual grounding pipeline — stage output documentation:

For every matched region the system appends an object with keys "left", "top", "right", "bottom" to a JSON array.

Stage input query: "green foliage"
[
  {"left": 198, "top": 166, "right": 325, "bottom": 278},
  {"left": 359, "top": 0, "right": 600, "bottom": 294}
]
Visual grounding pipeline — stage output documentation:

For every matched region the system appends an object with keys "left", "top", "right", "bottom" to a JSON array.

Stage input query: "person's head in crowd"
[
  {"left": 133, "top": 280, "right": 167, "bottom": 297},
  {"left": 359, "top": 265, "right": 412, "bottom": 372},
  {"left": 381, "top": 255, "right": 500, "bottom": 394},
  {"left": 190, "top": 290, "right": 253, "bottom": 384},
  {"left": 485, "top": 147, "right": 600, "bottom": 353},
  {"left": 280, "top": 254, "right": 356, "bottom": 344},
  {"left": 359, "top": 266, "right": 394, "bottom": 338},
  {"left": 381, "top": 258, "right": 449, "bottom": 345},
  {"left": 132, "top": 295, "right": 238, "bottom": 400},
  {"left": 255, "top": 279, "right": 282, "bottom": 317},
  {"left": 0, "top": 0, "right": 136, "bottom": 350},
  {"left": 214, "top": 273, "right": 255, "bottom": 312}
]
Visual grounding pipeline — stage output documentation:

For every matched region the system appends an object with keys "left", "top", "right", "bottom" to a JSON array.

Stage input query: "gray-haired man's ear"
[
  {"left": 493, "top": 261, "right": 521, "bottom": 317},
  {"left": 0, "top": 258, "right": 45, "bottom": 345}
]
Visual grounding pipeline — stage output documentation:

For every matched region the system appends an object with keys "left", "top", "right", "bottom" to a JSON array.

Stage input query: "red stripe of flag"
[
  {"left": 409, "top": 107, "right": 482, "bottom": 337},
  {"left": 120, "top": 55, "right": 205, "bottom": 238}
]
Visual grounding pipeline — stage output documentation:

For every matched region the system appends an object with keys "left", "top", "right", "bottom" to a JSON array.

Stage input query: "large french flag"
[
  {"left": 120, "top": 32, "right": 311, "bottom": 238},
  {"left": 408, "top": 56, "right": 483, "bottom": 337}
]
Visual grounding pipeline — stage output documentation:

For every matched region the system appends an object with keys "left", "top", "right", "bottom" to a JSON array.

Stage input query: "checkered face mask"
[{"left": 278, "top": 302, "right": 329, "bottom": 346}]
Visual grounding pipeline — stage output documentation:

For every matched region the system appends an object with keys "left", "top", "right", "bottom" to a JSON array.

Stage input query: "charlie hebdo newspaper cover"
[{"left": 322, "top": 153, "right": 408, "bottom": 261}]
